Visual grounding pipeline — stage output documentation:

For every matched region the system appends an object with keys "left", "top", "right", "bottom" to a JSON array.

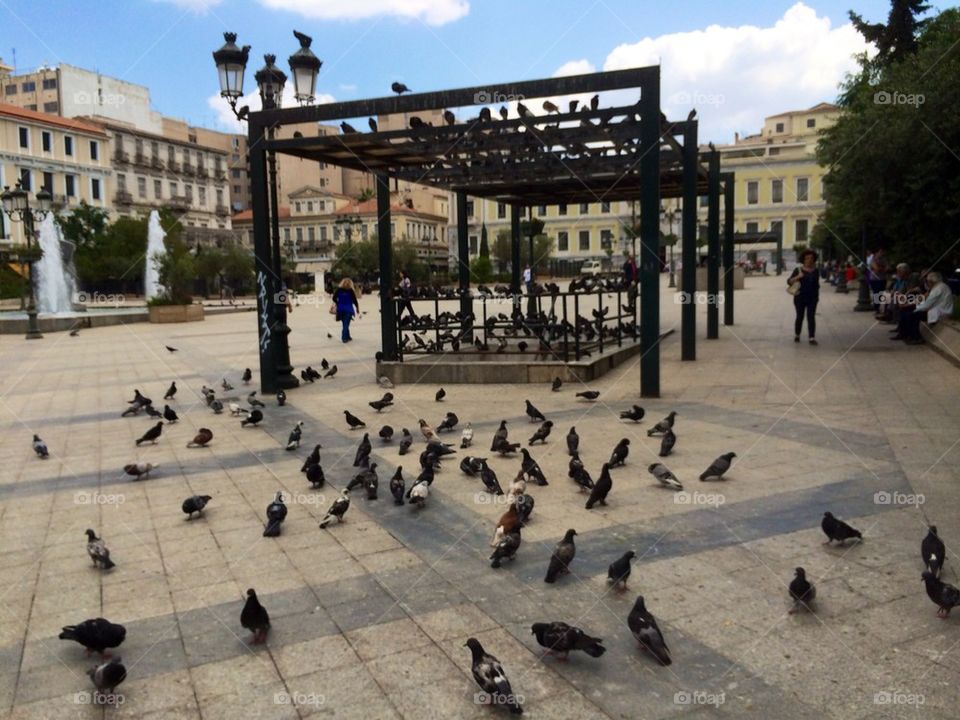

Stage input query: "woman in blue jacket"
[
  {"left": 788, "top": 249, "right": 820, "bottom": 345},
  {"left": 333, "top": 278, "right": 360, "bottom": 343}
]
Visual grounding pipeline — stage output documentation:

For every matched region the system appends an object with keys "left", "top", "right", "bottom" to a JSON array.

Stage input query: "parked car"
[{"left": 580, "top": 260, "right": 602, "bottom": 276}]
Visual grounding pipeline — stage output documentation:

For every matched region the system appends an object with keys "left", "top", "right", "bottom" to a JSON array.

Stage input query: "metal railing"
[{"left": 392, "top": 287, "right": 638, "bottom": 362}]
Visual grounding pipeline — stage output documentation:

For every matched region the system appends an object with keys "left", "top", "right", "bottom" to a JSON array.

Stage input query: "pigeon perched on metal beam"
[{"left": 391, "top": 81, "right": 411, "bottom": 95}]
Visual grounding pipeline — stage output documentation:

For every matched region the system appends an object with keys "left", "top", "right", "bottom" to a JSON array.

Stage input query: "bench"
[{"left": 921, "top": 317, "right": 960, "bottom": 368}]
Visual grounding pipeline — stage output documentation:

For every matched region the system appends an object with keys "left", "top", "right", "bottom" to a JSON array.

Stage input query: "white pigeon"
[
  {"left": 460, "top": 423, "right": 474, "bottom": 449},
  {"left": 409, "top": 479, "right": 429, "bottom": 507},
  {"left": 507, "top": 475, "right": 526, "bottom": 500},
  {"left": 229, "top": 402, "right": 245, "bottom": 416},
  {"left": 377, "top": 376, "right": 394, "bottom": 389}
]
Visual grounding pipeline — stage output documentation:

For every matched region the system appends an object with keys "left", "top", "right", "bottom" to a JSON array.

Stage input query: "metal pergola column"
[
  {"left": 638, "top": 73, "right": 662, "bottom": 398},
  {"left": 722, "top": 171, "right": 735, "bottom": 326},
  {"left": 706, "top": 150, "right": 721, "bottom": 339},
  {"left": 376, "top": 173, "right": 397, "bottom": 359},
  {"left": 456, "top": 191, "right": 473, "bottom": 339},
  {"left": 681, "top": 121, "right": 698, "bottom": 361}
]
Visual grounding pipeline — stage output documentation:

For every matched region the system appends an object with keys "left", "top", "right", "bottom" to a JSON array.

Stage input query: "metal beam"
[
  {"left": 248, "top": 120, "right": 278, "bottom": 392},
  {"left": 722, "top": 172, "right": 735, "bottom": 326},
  {"left": 639, "top": 69, "right": 661, "bottom": 398},
  {"left": 681, "top": 121, "right": 698, "bottom": 361},
  {"left": 706, "top": 150, "right": 721, "bottom": 340},
  {"left": 377, "top": 173, "right": 397, "bottom": 359}
]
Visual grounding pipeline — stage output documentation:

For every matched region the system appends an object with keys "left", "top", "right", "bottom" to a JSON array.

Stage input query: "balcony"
[
  {"left": 168, "top": 195, "right": 190, "bottom": 211},
  {"left": 196, "top": 166, "right": 208, "bottom": 178},
  {"left": 214, "top": 169, "right": 226, "bottom": 181},
  {"left": 134, "top": 153, "right": 148, "bottom": 167},
  {"left": 114, "top": 190, "right": 133, "bottom": 205},
  {"left": 166, "top": 160, "right": 180, "bottom": 173},
  {"left": 151, "top": 156, "right": 164, "bottom": 170},
  {"left": 113, "top": 150, "right": 129, "bottom": 164},
  {"left": 181, "top": 162, "right": 195, "bottom": 176},
  {"left": 215, "top": 205, "right": 230, "bottom": 217}
]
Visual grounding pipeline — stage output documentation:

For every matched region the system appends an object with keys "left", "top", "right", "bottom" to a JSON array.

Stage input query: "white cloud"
[
  {"left": 590, "top": 2, "right": 870, "bottom": 143},
  {"left": 553, "top": 59, "right": 596, "bottom": 77},
  {"left": 207, "top": 83, "right": 336, "bottom": 133},
  {"left": 153, "top": 0, "right": 224, "bottom": 13},
  {"left": 257, "top": 0, "right": 469, "bottom": 26}
]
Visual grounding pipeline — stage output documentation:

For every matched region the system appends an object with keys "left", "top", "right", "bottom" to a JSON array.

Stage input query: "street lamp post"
[
  {"left": 661, "top": 205, "right": 678, "bottom": 289},
  {"left": 1, "top": 181, "right": 52, "bottom": 339}
]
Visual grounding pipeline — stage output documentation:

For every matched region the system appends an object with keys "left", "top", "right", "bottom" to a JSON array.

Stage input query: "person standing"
[
  {"left": 523, "top": 264, "right": 533, "bottom": 293},
  {"left": 398, "top": 269, "right": 417, "bottom": 321},
  {"left": 332, "top": 278, "right": 360, "bottom": 343},
  {"left": 788, "top": 249, "right": 820, "bottom": 345}
]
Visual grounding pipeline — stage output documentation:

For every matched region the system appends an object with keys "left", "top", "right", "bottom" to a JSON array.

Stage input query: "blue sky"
[{"left": 1, "top": 0, "right": 896, "bottom": 141}]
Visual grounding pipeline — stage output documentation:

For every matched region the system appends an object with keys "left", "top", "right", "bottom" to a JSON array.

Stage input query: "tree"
[
  {"left": 492, "top": 230, "right": 512, "bottom": 274},
  {"left": 849, "top": 0, "right": 930, "bottom": 67},
  {"left": 195, "top": 245, "right": 225, "bottom": 297},
  {"left": 152, "top": 235, "right": 196, "bottom": 305},
  {"left": 470, "top": 256, "right": 493, "bottom": 283},
  {"left": 221, "top": 243, "right": 255, "bottom": 293},
  {"left": 817, "top": 7, "right": 959, "bottom": 269},
  {"left": 479, "top": 224, "right": 489, "bottom": 258},
  {"left": 57, "top": 201, "right": 109, "bottom": 250}
]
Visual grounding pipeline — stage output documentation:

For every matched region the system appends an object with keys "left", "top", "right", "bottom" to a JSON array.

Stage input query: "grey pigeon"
[
  {"left": 435, "top": 387, "right": 446, "bottom": 402},
  {"left": 124, "top": 461, "right": 158, "bottom": 480},
  {"left": 88, "top": 656, "right": 126, "bottom": 695},
  {"left": 182, "top": 495, "right": 212, "bottom": 519},
  {"left": 490, "top": 529, "right": 521, "bottom": 568},
  {"left": 263, "top": 492, "right": 287, "bottom": 537},
  {"left": 545, "top": 529, "right": 577, "bottom": 583},
  {"left": 608, "top": 550, "right": 636, "bottom": 590},
  {"left": 320, "top": 490, "right": 350, "bottom": 528},
  {"left": 648, "top": 463, "right": 683, "bottom": 491},
  {"left": 699, "top": 452, "right": 735, "bottom": 481},
  {"left": 551, "top": 377, "right": 562, "bottom": 391},
  {"left": 627, "top": 595, "right": 671, "bottom": 665},
  {"left": 585, "top": 464, "right": 612, "bottom": 509},
  {"left": 531, "top": 622, "right": 605, "bottom": 658},
  {"left": 647, "top": 411, "right": 677, "bottom": 436},
  {"left": 242, "top": 368, "right": 252, "bottom": 383},
  {"left": 399, "top": 428, "right": 413, "bottom": 455},
  {"left": 248, "top": 391, "right": 265, "bottom": 408},
  {"left": 480, "top": 461, "right": 504, "bottom": 495},
  {"left": 240, "top": 588, "right": 270, "bottom": 643},
  {"left": 286, "top": 421, "right": 304, "bottom": 450},
  {"left": 32, "top": 434, "right": 49, "bottom": 458},
  {"left": 85, "top": 529, "right": 115, "bottom": 569},
  {"left": 659, "top": 429, "right": 676, "bottom": 457},
  {"left": 821, "top": 512, "right": 862, "bottom": 544},
  {"left": 464, "top": 638, "right": 523, "bottom": 714}
]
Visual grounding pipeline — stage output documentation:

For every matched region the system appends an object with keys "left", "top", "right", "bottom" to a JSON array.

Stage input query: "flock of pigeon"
[{"left": 33, "top": 344, "right": 957, "bottom": 713}]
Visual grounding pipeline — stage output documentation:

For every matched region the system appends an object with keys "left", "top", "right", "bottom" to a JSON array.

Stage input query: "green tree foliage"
[
  {"left": 849, "top": 0, "right": 930, "bottom": 67},
  {"left": 492, "top": 225, "right": 554, "bottom": 274},
  {"left": 479, "top": 224, "right": 490, "bottom": 258},
  {"left": 817, "top": 7, "right": 959, "bottom": 268},
  {"left": 221, "top": 243, "right": 255, "bottom": 293},
  {"left": 152, "top": 235, "right": 196, "bottom": 305},
  {"left": 469, "top": 256, "right": 493, "bottom": 283},
  {"left": 331, "top": 235, "right": 428, "bottom": 285}
]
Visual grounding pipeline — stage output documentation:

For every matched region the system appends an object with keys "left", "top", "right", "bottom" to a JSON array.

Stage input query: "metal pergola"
[{"left": 246, "top": 65, "right": 733, "bottom": 396}]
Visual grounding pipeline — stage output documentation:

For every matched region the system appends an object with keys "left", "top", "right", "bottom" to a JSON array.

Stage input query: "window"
[
  {"left": 557, "top": 231, "right": 568, "bottom": 252},
  {"left": 745, "top": 221, "right": 758, "bottom": 233},
  {"left": 64, "top": 136, "right": 74, "bottom": 156},
  {"left": 600, "top": 229, "right": 613, "bottom": 249},
  {"left": 466, "top": 201, "right": 474, "bottom": 217},
  {"left": 19, "top": 168, "right": 32, "bottom": 191},
  {"left": 25, "top": 104, "right": 36, "bottom": 111},
  {"left": 42, "top": 77, "right": 57, "bottom": 90},
  {"left": 21, "top": 81, "right": 36, "bottom": 92},
  {"left": 320, "top": 226, "right": 328, "bottom": 241},
  {"left": 42, "top": 172, "right": 54, "bottom": 193},
  {"left": 137, "top": 177, "right": 146, "bottom": 198},
  {"left": 89, "top": 140, "right": 99, "bottom": 161},
  {"left": 579, "top": 203, "right": 589, "bottom": 214},
  {"left": 154, "top": 179, "right": 162, "bottom": 199},
  {"left": 117, "top": 174, "right": 126, "bottom": 191},
  {"left": 537, "top": 205, "right": 546, "bottom": 215},
  {"left": 497, "top": 203, "right": 506, "bottom": 219},
  {"left": 185, "top": 184, "right": 193, "bottom": 202},
  {"left": 770, "top": 220, "right": 783, "bottom": 238},
  {"left": 558, "top": 203, "right": 567, "bottom": 216},
  {"left": 296, "top": 227, "right": 303, "bottom": 242},
  {"left": 4, "top": 84, "right": 16, "bottom": 95},
  {"left": 469, "top": 235, "right": 478, "bottom": 254},
  {"left": 168, "top": 145, "right": 175, "bottom": 162},
  {"left": 578, "top": 229, "right": 590, "bottom": 251},
  {"left": 318, "top": 201, "right": 325, "bottom": 212},
  {"left": 283, "top": 228, "right": 291, "bottom": 242},
  {"left": 169, "top": 181, "right": 177, "bottom": 196},
  {"left": 769, "top": 148, "right": 780, "bottom": 156},
  {"left": 91, "top": 178, "right": 101, "bottom": 201},
  {"left": 216, "top": 189, "right": 224, "bottom": 206},
  {"left": 601, "top": 201, "right": 610, "bottom": 213},
  {"left": 233, "top": 184, "right": 241, "bottom": 195},
  {"left": 295, "top": 202, "right": 301, "bottom": 213},
  {"left": 771, "top": 179, "right": 783, "bottom": 204},
  {"left": 198, "top": 187, "right": 206, "bottom": 206},
  {"left": 307, "top": 227, "right": 315, "bottom": 242},
  {"left": 795, "top": 219, "right": 809, "bottom": 244},
  {"left": 361, "top": 224, "right": 368, "bottom": 240},
  {"left": 18, "top": 127, "right": 29, "bottom": 149},
  {"left": 796, "top": 178, "right": 809, "bottom": 202},
  {"left": 806, "top": 118, "right": 815, "bottom": 128},
  {"left": 39, "top": 131, "right": 52, "bottom": 153},
  {"left": 775, "top": 122, "right": 784, "bottom": 133},
  {"left": 43, "top": 102, "right": 58, "bottom": 113},
  {"left": 747, "top": 181, "right": 758, "bottom": 205},
  {"left": 307, "top": 201, "right": 313, "bottom": 212},
  {"left": 65, "top": 174, "right": 76, "bottom": 197}
]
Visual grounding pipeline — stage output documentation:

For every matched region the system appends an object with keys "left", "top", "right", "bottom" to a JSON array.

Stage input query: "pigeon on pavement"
[
  {"left": 320, "top": 490, "right": 351, "bottom": 528},
  {"left": 492, "top": 504, "right": 522, "bottom": 546},
  {"left": 647, "top": 411, "right": 677, "bottom": 436},
  {"left": 551, "top": 377, "right": 562, "bottom": 391},
  {"left": 531, "top": 622, "right": 606, "bottom": 658},
  {"left": 435, "top": 387, "right": 446, "bottom": 402},
  {"left": 566, "top": 427, "right": 579, "bottom": 456},
  {"left": 399, "top": 428, "right": 413, "bottom": 455},
  {"left": 585, "top": 465, "right": 612, "bottom": 509},
  {"left": 379, "top": 425, "right": 394, "bottom": 442},
  {"left": 528, "top": 421, "right": 553, "bottom": 445},
  {"left": 627, "top": 595, "right": 671, "bottom": 665},
  {"left": 164, "top": 382, "right": 177, "bottom": 400},
  {"left": 135, "top": 422, "right": 163, "bottom": 445},
  {"left": 344, "top": 411, "right": 366, "bottom": 429},
  {"left": 354, "top": 433, "right": 372, "bottom": 466},
  {"left": 324, "top": 364, "right": 338, "bottom": 378},
  {"left": 525, "top": 400, "right": 545, "bottom": 422},
  {"left": 922, "top": 526, "right": 946, "bottom": 578},
  {"left": 301, "top": 445, "right": 322, "bottom": 471},
  {"left": 408, "top": 478, "right": 430, "bottom": 507},
  {"left": 659, "top": 429, "right": 676, "bottom": 457},
  {"left": 464, "top": 638, "right": 523, "bottom": 715},
  {"left": 186, "top": 428, "right": 213, "bottom": 448},
  {"left": 182, "top": 495, "right": 212, "bottom": 519},
  {"left": 568, "top": 453, "right": 594, "bottom": 492},
  {"left": 390, "top": 467, "right": 405, "bottom": 505},
  {"left": 480, "top": 461, "right": 504, "bottom": 496},
  {"left": 699, "top": 452, "right": 736, "bottom": 481},
  {"left": 162, "top": 405, "right": 179, "bottom": 423},
  {"left": 576, "top": 391, "right": 600, "bottom": 401},
  {"left": 59, "top": 618, "right": 126, "bottom": 656},
  {"left": 821, "top": 512, "right": 863, "bottom": 544},
  {"left": 88, "top": 656, "right": 126, "bottom": 695},
  {"left": 520, "top": 449, "right": 548, "bottom": 486},
  {"left": 620, "top": 405, "right": 644, "bottom": 422},
  {"left": 32, "top": 434, "right": 49, "bottom": 458},
  {"left": 85, "top": 529, "right": 115, "bottom": 569},
  {"left": 608, "top": 551, "right": 636, "bottom": 590},
  {"left": 242, "top": 368, "right": 252, "bottom": 383},
  {"left": 124, "top": 462, "right": 158, "bottom": 480},
  {"left": 437, "top": 412, "right": 459, "bottom": 432},
  {"left": 648, "top": 463, "right": 683, "bottom": 491},
  {"left": 922, "top": 571, "right": 960, "bottom": 617},
  {"left": 248, "top": 391, "right": 265, "bottom": 408},
  {"left": 788, "top": 567, "right": 816, "bottom": 614},
  {"left": 490, "top": 529, "right": 521, "bottom": 568},
  {"left": 460, "top": 423, "right": 474, "bottom": 448},
  {"left": 262, "top": 492, "right": 287, "bottom": 537},
  {"left": 286, "top": 421, "right": 304, "bottom": 450},
  {"left": 609, "top": 438, "right": 630, "bottom": 467},
  {"left": 544, "top": 529, "right": 577, "bottom": 583},
  {"left": 240, "top": 588, "right": 270, "bottom": 644},
  {"left": 240, "top": 409, "right": 263, "bottom": 427},
  {"left": 305, "top": 462, "right": 325, "bottom": 488}
]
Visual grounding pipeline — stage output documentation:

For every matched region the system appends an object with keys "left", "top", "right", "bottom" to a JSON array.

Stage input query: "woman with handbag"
[
  {"left": 788, "top": 249, "right": 820, "bottom": 345},
  {"left": 332, "top": 278, "right": 360, "bottom": 343}
]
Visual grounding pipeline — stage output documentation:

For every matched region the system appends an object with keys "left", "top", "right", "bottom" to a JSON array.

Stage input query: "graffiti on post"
[{"left": 257, "top": 270, "right": 272, "bottom": 355}]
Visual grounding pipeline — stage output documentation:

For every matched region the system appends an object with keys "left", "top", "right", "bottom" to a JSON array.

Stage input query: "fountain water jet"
[
  {"left": 144, "top": 210, "right": 167, "bottom": 301},
  {"left": 35, "top": 214, "right": 76, "bottom": 315}
]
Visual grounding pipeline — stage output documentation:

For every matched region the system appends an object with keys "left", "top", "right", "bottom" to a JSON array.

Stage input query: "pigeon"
[
  {"left": 491, "top": 503, "right": 522, "bottom": 546},
  {"left": 210, "top": 399, "right": 224, "bottom": 414},
  {"left": 368, "top": 117, "right": 378, "bottom": 132},
  {"left": 566, "top": 427, "right": 579, "bottom": 456},
  {"left": 460, "top": 423, "right": 474, "bottom": 448},
  {"left": 32, "top": 434, "right": 49, "bottom": 458},
  {"left": 531, "top": 622, "right": 606, "bottom": 659},
  {"left": 301, "top": 444, "right": 321, "bottom": 472},
  {"left": 145, "top": 404, "right": 163, "bottom": 418},
  {"left": 276, "top": 390, "right": 286, "bottom": 406},
  {"left": 222, "top": 378, "right": 233, "bottom": 391},
  {"left": 242, "top": 368, "right": 252, "bottom": 384},
  {"left": 241, "top": 409, "right": 263, "bottom": 427},
  {"left": 545, "top": 529, "right": 577, "bottom": 583},
  {"left": 460, "top": 456, "right": 485, "bottom": 477},
  {"left": 418, "top": 418, "right": 438, "bottom": 442},
  {"left": 437, "top": 412, "right": 459, "bottom": 433},
  {"left": 240, "top": 588, "right": 270, "bottom": 644},
  {"left": 248, "top": 391, "right": 265, "bottom": 408},
  {"left": 408, "top": 478, "right": 429, "bottom": 507},
  {"left": 520, "top": 449, "right": 548, "bottom": 486},
  {"left": 59, "top": 618, "right": 126, "bottom": 656},
  {"left": 320, "top": 490, "right": 351, "bottom": 527},
  {"left": 699, "top": 452, "right": 736, "bottom": 481},
  {"left": 491, "top": 421, "right": 519, "bottom": 455},
  {"left": 379, "top": 425, "right": 394, "bottom": 442},
  {"left": 398, "top": 428, "right": 413, "bottom": 455},
  {"left": 390, "top": 467, "right": 405, "bottom": 505},
  {"left": 922, "top": 526, "right": 946, "bottom": 578},
  {"left": 490, "top": 529, "right": 521, "bottom": 568},
  {"left": 585, "top": 464, "right": 612, "bottom": 509},
  {"left": 608, "top": 551, "right": 636, "bottom": 590},
  {"left": 551, "top": 377, "right": 562, "bottom": 392},
  {"left": 627, "top": 595, "right": 671, "bottom": 665},
  {"left": 354, "top": 433, "right": 372, "bottom": 466},
  {"left": 514, "top": 492, "right": 534, "bottom": 524},
  {"left": 922, "top": 571, "right": 960, "bottom": 618},
  {"left": 542, "top": 100, "right": 560, "bottom": 114},
  {"left": 435, "top": 387, "right": 446, "bottom": 402},
  {"left": 124, "top": 462, "right": 158, "bottom": 480},
  {"left": 480, "top": 461, "right": 505, "bottom": 496},
  {"left": 568, "top": 453, "right": 594, "bottom": 492},
  {"left": 788, "top": 567, "right": 816, "bottom": 614},
  {"left": 340, "top": 121, "right": 358, "bottom": 134},
  {"left": 182, "top": 495, "right": 212, "bottom": 519},
  {"left": 525, "top": 399, "right": 545, "bottom": 422},
  {"left": 363, "top": 464, "right": 379, "bottom": 500},
  {"left": 163, "top": 382, "right": 177, "bottom": 400},
  {"left": 464, "top": 638, "right": 523, "bottom": 715},
  {"left": 165, "top": 345, "right": 178, "bottom": 353},
  {"left": 135, "top": 422, "right": 163, "bottom": 445},
  {"left": 576, "top": 391, "right": 600, "bottom": 401},
  {"left": 69, "top": 327, "right": 80, "bottom": 336},
  {"left": 821, "top": 512, "right": 862, "bottom": 545},
  {"left": 127, "top": 389, "right": 148, "bottom": 406},
  {"left": 88, "top": 656, "right": 126, "bottom": 695},
  {"left": 305, "top": 462, "right": 325, "bottom": 488},
  {"left": 286, "top": 421, "right": 304, "bottom": 450},
  {"left": 344, "top": 410, "right": 366, "bottom": 429},
  {"left": 648, "top": 463, "right": 683, "bottom": 491},
  {"left": 659, "top": 429, "right": 676, "bottom": 457},
  {"left": 85, "top": 529, "right": 115, "bottom": 569},
  {"left": 229, "top": 402, "right": 244, "bottom": 416},
  {"left": 263, "top": 492, "right": 287, "bottom": 537},
  {"left": 528, "top": 421, "right": 553, "bottom": 445},
  {"left": 619, "top": 405, "right": 644, "bottom": 422},
  {"left": 321, "top": 358, "right": 330, "bottom": 370},
  {"left": 391, "top": 81, "right": 411, "bottom": 95},
  {"left": 369, "top": 396, "right": 394, "bottom": 412},
  {"left": 162, "top": 405, "right": 179, "bottom": 423},
  {"left": 609, "top": 438, "right": 630, "bottom": 467},
  {"left": 647, "top": 411, "right": 677, "bottom": 436}
]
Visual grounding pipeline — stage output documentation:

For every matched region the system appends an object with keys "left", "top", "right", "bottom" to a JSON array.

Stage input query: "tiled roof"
[{"left": 0, "top": 103, "right": 108, "bottom": 136}]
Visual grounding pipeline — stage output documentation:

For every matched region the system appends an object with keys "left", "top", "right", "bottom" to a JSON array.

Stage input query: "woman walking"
[
  {"left": 333, "top": 278, "right": 360, "bottom": 343},
  {"left": 398, "top": 269, "right": 417, "bottom": 321},
  {"left": 788, "top": 249, "right": 820, "bottom": 345}
]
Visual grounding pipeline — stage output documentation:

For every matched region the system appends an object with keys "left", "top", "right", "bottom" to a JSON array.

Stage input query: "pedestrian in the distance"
[
  {"left": 788, "top": 249, "right": 820, "bottom": 345},
  {"left": 398, "top": 269, "right": 417, "bottom": 320},
  {"left": 333, "top": 278, "right": 360, "bottom": 343}
]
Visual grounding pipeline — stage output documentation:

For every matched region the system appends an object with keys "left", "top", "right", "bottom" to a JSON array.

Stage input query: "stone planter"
[{"left": 148, "top": 304, "right": 205, "bottom": 323}]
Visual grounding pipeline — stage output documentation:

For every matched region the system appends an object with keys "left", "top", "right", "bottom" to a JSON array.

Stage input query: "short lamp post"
[
  {"left": 213, "top": 30, "right": 321, "bottom": 391},
  {"left": 661, "top": 205, "right": 678, "bottom": 288},
  {"left": 1, "top": 181, "right": 52, "bottom": 339}
]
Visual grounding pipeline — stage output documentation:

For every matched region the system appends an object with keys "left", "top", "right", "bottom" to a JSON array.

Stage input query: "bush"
[{"left": 470, "top": 256, "right": 493, "bottom": 283}]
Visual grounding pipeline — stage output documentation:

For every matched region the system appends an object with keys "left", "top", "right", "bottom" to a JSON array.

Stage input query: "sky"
[{"left": 0, "top": 0, "right": 899, "bottom": 143}]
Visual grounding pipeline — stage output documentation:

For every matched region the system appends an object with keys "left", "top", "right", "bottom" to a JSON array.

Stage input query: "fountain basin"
[{"left": 148, "top": 304, "right": 205, "bottom": 323}]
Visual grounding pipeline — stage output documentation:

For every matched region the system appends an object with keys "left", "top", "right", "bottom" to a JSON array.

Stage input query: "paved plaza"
[{"left": 1, "top": 274, "right": 958, "bottom": 719}]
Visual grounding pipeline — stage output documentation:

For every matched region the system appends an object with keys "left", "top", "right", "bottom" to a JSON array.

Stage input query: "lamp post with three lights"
[{"left": 1, "top": 181, "right": 53, "bottom": 339}]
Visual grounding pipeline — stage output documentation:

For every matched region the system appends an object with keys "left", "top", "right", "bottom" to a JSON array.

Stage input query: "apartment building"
[{"left": 0, "top": 103, "right": 110, "bottom": 244}]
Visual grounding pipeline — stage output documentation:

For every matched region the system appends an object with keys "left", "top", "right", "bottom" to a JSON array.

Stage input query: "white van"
[{"left": 580, "top": 260, "right": 602, "bottom": 276}]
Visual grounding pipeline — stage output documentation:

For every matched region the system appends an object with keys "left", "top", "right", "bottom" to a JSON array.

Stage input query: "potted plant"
[{"left": 148, "top": 236, "right": 204, "bottom": 323}]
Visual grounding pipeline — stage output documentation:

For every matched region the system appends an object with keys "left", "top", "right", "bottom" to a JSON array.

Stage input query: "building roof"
[
  {"left": 233, "top": 207, "right": 291, "bottom": 223},
  {"left": 0, "top": 103, "right": 108, "bottom": 136},
  {"left": 79, "top": 115, "right": 229, "bottom": 154},
  {"left": 333, "top": 198, "right": 446, "bottom": 221},
  {"left": 767, "top": 102, "right": 839, "bottom": 119},
  {"left": 287, "top": 185, "right": 352, "bottom": 200}
]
